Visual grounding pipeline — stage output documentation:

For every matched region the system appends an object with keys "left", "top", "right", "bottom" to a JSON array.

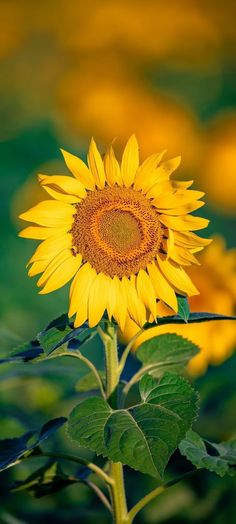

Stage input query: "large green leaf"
[
  {"left": 68, "top": 372, "right": 198, "bottom": 479},
  {"left": 137, "top": 334, "right": 199, "bottom": 375},
  {"left": 179, "top": 430, "right": 236, "bottom": 477}
]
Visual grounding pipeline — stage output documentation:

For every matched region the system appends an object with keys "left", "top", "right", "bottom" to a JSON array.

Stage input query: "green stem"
[
  {"left": 128, "top": 486, "right": 165, "bottom": 523},
  {"left": 85, "top": 480, "right": 113, "bottom": 513},
  {"left": 44, "top": 350, "right": 106, "bottom": 399},
  {"left": 127, "top": 470, "right": 198, "bottom": 523},
  {"left": 118, "top": 328, "right": 144, "bottom": 377},
  {"left": 98, "top": 324, "right": 128, "bottom": 524},
  {"left": 25, "top": 451, "right": 113, "bottom": 486}
]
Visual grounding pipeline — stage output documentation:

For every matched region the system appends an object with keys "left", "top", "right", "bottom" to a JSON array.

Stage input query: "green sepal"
[{"left": 177, "top": 295, "right": 190, "bottom": 322}]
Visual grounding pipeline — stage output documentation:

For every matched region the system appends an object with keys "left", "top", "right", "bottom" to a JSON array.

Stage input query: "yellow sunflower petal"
[
  {"left": 167, "top": 229, "right": 175, "bottom": 258},
  {"left": 28, "top": 259, "right": 51, "bottom": 277},
  {"left": 60, "top": 148, "right": 95, "bottom": 190},
  {"left": 157, "top": 255, "right": 199, "bottom": 296},
  {"left": 104, "top": 146, "right": 122, "bottom": 186},
  {"left": 38, "top": 252, "right": 82, "bottom": 294},
  {"left": 145, "top": 180, "right": 174, "bottom": 199},
  {"left": 39, "top": 175, "right": 86, "bottom": 202},
  {"left": 156, "top": 300, "right": 174, "bottom": 317},
  {"left": 19, "top": 226, "right": 63, "bottom": 240},
  {"left": 37, "top": 249, "right": 79, "bottom": 287},
  {"left": 136, "top": 269, "right": 157, "bottom": 319},
  {"left": 19, "top": 201, "right": 74, "bottom": 228},
  {"left": 134, "top": 150, "right": 166, "bottom": 191},
  {"left": 122, "top": 276, "right": 146, "bottom": 327},
  {"left": 87, "top": 138, "right": 106, "bottom": 189},
  {"left": 157, "top": 200, "right": 205, "bottom": 216},
  {"left": 147, "top": 180, "right": 193, "bottom": 199},
  {"left": 157, "top": 156, "right": 181, "bottom": 178},
  {"left": 88, "top": 273, "right": 109, "bottom": 327},
  {"left": 112, "top": 276, "right": 128, "bottom": 331},
  {"left": 169, "top": 245, "right": 200, "bottom": 266},
  {"left": 172, "top": 180, "right": 194, "bottom": 189},
  {"left": 121, "top": 134, "right": 139, "bottom": 187},
  {"left": 69, "top": 263, "right": 96, "bottom": 322},
  {"left": 106, "top": 277, "right": 117, "bottom": 321},
  {"left": 159, "top": 214, "right": 209, "bottom": 232},
  {"left": 29, "top": 233, "right": 72, "bottom": 263},
  {"left": 153, "top": 189, "right": 204, "bottom": 209},
  {"left": 147, "top": 262, "right": 178, "bottom": 312},
  {"left": 173, "top": 231, "right": 212, "bottom": 248},
  {"left": 40, "top": 186, "right": 80, "bottom": 203}
]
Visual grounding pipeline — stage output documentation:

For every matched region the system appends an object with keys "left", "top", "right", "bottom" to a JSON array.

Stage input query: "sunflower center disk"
[{"left": 71, "top": 186, "right": 163, "bottom": 278}]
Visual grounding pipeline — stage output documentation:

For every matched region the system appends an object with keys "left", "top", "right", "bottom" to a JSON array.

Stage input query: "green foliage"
[
  {"left": 179, "top": 429, "right": 236, "bottom": 477},
  {"left": 0, "top": 418, "right": 67, "bottom": 472},
  {"left": 75, "top": 371, "right": 105, "bottom": 393},
  {"left": 11, "top": 461, "right": 80, "bottom": 498},
  {"left": 38, "top": 314, "right": 72, "bottom": 355},
  {"left": 177, "top": 295, "right": 190, "bottom": 322},
  {"left": 145, "top": 312, "right": 236, "bottom": 329},
  {"left": 0, "top": 339, "right": 43, "bottom": 364},
  {"left": 68, "top": 372, "right": 198, "bottom": 479},
  {"left": 37, "top": 314, "right": 97, "bottom": 355},
  {"left": 136, "top": 333, "right": 199, "bottom": 375}
]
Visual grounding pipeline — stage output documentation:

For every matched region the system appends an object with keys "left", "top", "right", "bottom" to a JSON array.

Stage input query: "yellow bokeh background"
[{"left": 1, "top": 0, "right": 236, "bottom": 371}]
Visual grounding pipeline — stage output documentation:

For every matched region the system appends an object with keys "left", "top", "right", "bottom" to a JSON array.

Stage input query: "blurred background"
[{"left": 0, "top": 1, "right": 236, "bottom": 522}]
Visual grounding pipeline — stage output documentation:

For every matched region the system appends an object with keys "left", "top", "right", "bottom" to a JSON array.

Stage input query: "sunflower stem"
[
  {"left": 99, "top": 323, "right": 129, "bottom": 524},
  {"left": 118, "top": 328, "right": 144, "bottom": 377}
]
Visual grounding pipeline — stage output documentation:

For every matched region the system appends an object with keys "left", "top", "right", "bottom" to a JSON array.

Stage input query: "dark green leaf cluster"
[{"left": 1, "top": 309, "right": 236, "bottom": 502}]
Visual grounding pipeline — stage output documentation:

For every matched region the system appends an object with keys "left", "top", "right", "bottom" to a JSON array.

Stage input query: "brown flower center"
[{"left": 71, "top": 186, "right": 163, "bottom": 278}]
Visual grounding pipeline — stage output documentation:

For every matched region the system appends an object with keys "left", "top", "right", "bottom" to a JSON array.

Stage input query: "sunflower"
[
  {"left": 19, "top": 135, "right": 210, "bottom": 331},
  {"left": 122, "top": 237, "right": 236, "bottom": 375}
]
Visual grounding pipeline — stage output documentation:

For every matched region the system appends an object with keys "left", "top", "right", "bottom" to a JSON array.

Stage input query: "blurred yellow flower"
[
  {"left": 198, "top": 113, "right": 236, "bottom": 215},
  {"left": 19, "top": 136, "right": 209, "bottom": 330},
  {"left": 53, "top": 0, "right": 222, "bottom": 67},
  {"left": 122, "top": 237, "right": 236, "bottom": 375},
  {"left": 57, "top": 65, "right": 201, "bottom": 173},
  {"left": 0, "top": 1, "right": 25, "bottom": 61}
]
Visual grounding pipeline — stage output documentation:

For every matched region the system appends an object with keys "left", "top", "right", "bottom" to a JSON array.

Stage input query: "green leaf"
[
  {"left": 177, "top": 295, "right": 190, "bottom": 322},
  {"left": 0, "top": 340, "right": 43, "bottom": 364},
  {"left": 68, "top": 372, "right": 198, "bottom": 479},
  {"left": 37, "top": 315, "right": 72, "bottom": 355},
  {"left": 136, "top": 334, "right": 199, "bottom": 375},
  {"left": 11, "top": 461, "right": 79, "bottom": 498},
  {"left": 179, "top": 430, "right": 236, "bottom": 477},
  {"left": 75, "top": 371, "right": 105, "bottom": 393},
  {"left": 38, "top": 314, "right": 97, "bottom": 355},
  {"left": 145, "top": 312, "right": 236, "bottom": 329},
  {"left": 0, "top": 417, "right": 67, "bottom": 472}
]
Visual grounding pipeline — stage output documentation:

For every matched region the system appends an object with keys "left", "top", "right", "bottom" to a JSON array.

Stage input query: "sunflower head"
[{"left": 19, "top": 135, "right": 210, "bottom": 330}]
